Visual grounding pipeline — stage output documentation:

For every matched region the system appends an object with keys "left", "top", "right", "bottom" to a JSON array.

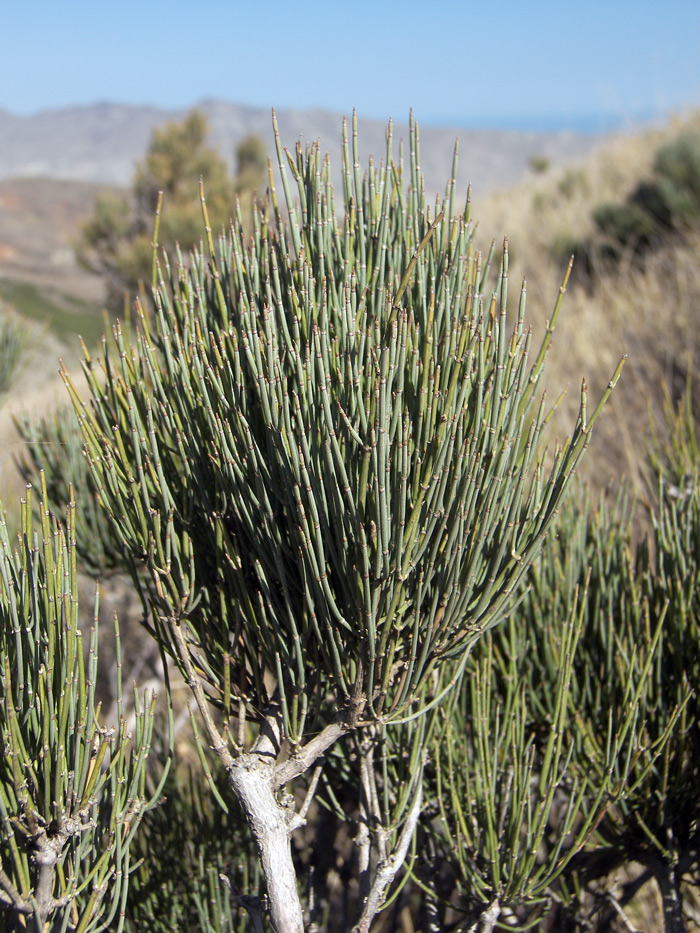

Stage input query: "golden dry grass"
[{"left": 469, "top": 109, "right": 700, "bottom": 498}]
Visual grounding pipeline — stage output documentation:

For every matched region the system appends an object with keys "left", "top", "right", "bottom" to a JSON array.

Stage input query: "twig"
[
  {"left": 289, "top": 765, "right": 323, "bottom": 832},
  {"left": 274, "top": 696, "right": 365, "bottom": 789},
  {"left": 170, "top": 619, "right": 233, "bottom": 768},
  {"left": 0, "top": 868, "right": 31, "bottom": 915},
  {"left": 603, "top": 889, "right": 642, "bottom": 933},
  {"left": 356, "top": 743, "right": 375, "bottom": 909},
  {"left": 352, "top": 782, "right": 423, "bottom": 933},
  {"left": 220, "top": 871, "right": 266, "bottom": 933}
]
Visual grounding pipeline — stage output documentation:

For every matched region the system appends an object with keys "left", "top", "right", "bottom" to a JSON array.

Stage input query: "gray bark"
[
  {"left": 227, "top": 754, "right": 305, "bottom": 933},
  {"left": 352, "top": 784, "right": 423, "bottom": 933},
  {"left": 468, "top": 899, "right": 501, "bottom": 933},
  {"left": 172, "top": 623, "right": 365, "bottom": 933}
]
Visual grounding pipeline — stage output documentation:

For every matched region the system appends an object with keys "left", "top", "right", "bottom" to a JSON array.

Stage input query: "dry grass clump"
[{"left": 468, "top": 109, "right": 700, "bottom": 497}]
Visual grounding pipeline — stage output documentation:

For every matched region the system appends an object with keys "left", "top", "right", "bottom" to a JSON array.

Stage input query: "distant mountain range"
[{"left": 0, "top": 100, "right": 609, "bottom": 197}]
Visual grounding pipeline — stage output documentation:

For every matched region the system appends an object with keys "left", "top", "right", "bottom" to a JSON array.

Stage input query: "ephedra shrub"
[
  {"left": 20, "top": 112, "right": 627, "bottom": 932},
  {"left": 0, "top": 479, "right": 160, "bottom": 932}
]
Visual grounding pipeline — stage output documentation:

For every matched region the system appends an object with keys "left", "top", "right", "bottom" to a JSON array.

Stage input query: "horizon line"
[{"left": 0, "top": 97, "right": 684, "bottom": 136}]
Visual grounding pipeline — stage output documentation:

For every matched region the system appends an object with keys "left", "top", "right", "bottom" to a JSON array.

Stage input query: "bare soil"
[
  {"left": 0, "top": 177, "right": 114, "bottom": 495},
  {"left": 0, "top": 176, "right": 112, "bottom": 301}
]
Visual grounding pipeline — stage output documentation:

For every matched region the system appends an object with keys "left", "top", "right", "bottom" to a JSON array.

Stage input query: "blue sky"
[{"left": 3, "top": 0, "right": 700, "bottom": 131}]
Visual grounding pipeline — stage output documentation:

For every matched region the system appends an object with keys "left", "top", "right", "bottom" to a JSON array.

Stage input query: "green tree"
[
  {"left": 77, "top": 110, "right": 266, "bottom": 312},
  {"left": 234, "top": 133, "right": 268, "bottom": 194}
]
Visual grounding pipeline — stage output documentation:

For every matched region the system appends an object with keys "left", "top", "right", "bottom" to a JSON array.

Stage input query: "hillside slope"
[
  {"left": 0, "top": 99, "right": 606, "bottom": 195},
  {"left": 471, "top": 108, "right": 700, "bottom": 494},
  {"left": 1, "top": 108, "right": 698, "bottom": 505}
]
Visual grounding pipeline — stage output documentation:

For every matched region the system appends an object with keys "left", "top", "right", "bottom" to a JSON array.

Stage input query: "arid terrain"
[
  {"left": 0, "top": 176, "right": 108, "bottom": 301},
  {"left": 0, "top": 100, "right": 611, "bottom": 311},
  {"left": 1, "top": 102, "right": 699, "bottom": 931},
  {"left": 0, "top": 179, "right": 106, "bottom": 504},
  {"left": 0, "top": 103, "right": 696, "bottom": 507},
  {"left": 0, "top": 102, "right": 615, "bottom": 503}
]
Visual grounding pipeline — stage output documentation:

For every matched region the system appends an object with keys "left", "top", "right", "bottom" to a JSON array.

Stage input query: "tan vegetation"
[{"left": 471, "top": 109, "right": 700, "bottom": 498}]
